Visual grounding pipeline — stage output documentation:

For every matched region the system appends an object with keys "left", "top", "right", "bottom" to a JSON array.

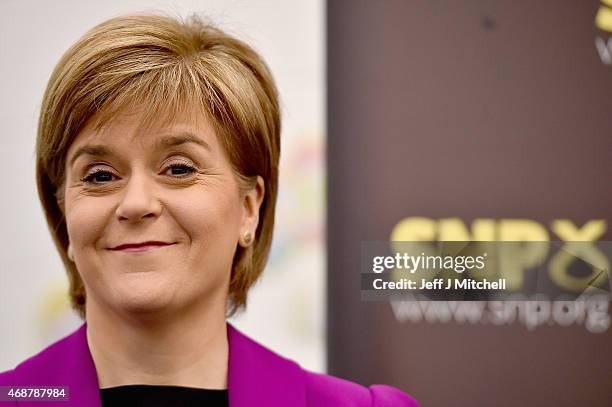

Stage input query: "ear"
[
  {"left": 67, "top": 243, "right": 75, "bottom": 262},
  {"left": 239, "top": 176, "right": 265, "bottom": 247}
]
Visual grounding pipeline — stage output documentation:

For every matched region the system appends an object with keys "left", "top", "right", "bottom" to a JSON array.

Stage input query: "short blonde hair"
[{"left": 36, "top": 14, "right": 280, "bottom": 318}]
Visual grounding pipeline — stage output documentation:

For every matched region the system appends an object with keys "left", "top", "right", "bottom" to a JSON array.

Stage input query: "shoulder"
[
  {"left": 0, "top": 368, "right": 15, "bottom": 385},
  {"left": 0, "top": 323, "right": 94, "bottom": 385},
  {"left": 304, "top": 370, "right": 420, "bottom": 407},
  {"left": 228, "top": 323, "right": 419, "bottom": 407},
  {"left": 227, "top": 323, "right": 419, "bottom": 406}
]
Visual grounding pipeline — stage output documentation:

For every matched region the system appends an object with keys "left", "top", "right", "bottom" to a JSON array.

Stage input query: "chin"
[
  {"left": 107, "top": 275, "right": 178, "bottom": 315},
  {"left": 113, "top": 293, "right": 173, "bottom": 316}
]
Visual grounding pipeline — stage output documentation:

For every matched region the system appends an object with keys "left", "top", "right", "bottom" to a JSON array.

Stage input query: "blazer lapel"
[{"left": 227, "top": 323, "right": 306, "bottom": 407}]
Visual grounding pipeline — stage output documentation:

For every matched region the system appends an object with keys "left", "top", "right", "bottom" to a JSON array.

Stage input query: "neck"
[{"left": 85, "top": 295, "right": 229, "bottom": 390}]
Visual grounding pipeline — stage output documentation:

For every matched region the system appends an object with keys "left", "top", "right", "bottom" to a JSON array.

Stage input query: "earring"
[
  {"left": 243, "top": 231, "right": 253, "bottom": 246},
  {"left": 67, "top": 245, "right": 74, "bottom": 262}
]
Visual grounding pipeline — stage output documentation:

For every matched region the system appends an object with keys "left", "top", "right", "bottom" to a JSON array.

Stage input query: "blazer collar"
[{"left": 13, "top": 322, "right": 306, "bottom": 407}]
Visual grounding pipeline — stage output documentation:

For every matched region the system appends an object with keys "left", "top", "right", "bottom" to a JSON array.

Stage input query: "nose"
[{"left": 115, "top": 172, "right": 162, "bottom": 222}]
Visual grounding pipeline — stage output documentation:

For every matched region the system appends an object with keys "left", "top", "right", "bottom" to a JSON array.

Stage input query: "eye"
[
  {"left": 82, "top": 168, "right": 118, "bottom": 184},
  {"left": 164, "top": 162, "right": 197, "bottom": 177}
]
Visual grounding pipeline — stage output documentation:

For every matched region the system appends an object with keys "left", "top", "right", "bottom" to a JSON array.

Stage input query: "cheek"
[
  {"left": 65, "top": 194, "right": 114, "bottom": 249},
  {"left": 169, "top": 188, "right": 243, "bottom": 245}
]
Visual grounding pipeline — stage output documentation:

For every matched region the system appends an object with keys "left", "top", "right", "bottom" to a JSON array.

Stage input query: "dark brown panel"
[{"left": 327, "top": 1, "right": 612, "bottom": 406}]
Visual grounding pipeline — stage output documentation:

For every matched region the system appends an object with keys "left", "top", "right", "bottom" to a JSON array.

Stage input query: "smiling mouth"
[{"left": 111, "top": 242, "right": 176, "bottom": 252}]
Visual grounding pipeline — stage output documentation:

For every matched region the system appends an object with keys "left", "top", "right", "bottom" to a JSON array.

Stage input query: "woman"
[{"left": 0, "top": 14, "right": 419, "bottom": 406}]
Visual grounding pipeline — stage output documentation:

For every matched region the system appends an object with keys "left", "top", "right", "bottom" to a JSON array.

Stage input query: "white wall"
[{"left": 0, "top": 0, "right": 325, "bottom": 373}]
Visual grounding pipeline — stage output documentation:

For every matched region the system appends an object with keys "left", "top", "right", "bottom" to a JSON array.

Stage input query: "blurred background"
[
  {"left": 0, "top": 0, "right": 325, "bottom": 373},
  {"left": 327, "top": 1, "right": 611, "bottom": 406},
  {"left": 2, "top": 1, "right": 612, "bottom": 406}
]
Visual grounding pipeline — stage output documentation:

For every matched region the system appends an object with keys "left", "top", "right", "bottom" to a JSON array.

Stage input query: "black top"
[{"left": 100, "top": 384, "right": 229, "bottom": 407}]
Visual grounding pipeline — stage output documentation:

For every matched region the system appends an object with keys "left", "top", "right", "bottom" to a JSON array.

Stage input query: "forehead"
[{"left": 69, "top": 107, "right": 219, "bottom": 151}]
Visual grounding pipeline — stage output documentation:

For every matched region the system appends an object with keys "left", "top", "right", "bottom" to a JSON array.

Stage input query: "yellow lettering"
[
  {"left": 390, "top": 217, "right": 435, "bottom": 241},
  {"left": 438, "top": 218, "right": 471, "bottom": 241},
  {"left": 551, "top": 219, "right": 607, "bottom": 241},
  {"left": 497, "top": 220, "right": 549, "bottom": 290},
  {"left": 549, "top": 243, "right": 610, "bottom": 292},
  {"left": 549, "top": 220, "right": 609, "bottom": 292}
]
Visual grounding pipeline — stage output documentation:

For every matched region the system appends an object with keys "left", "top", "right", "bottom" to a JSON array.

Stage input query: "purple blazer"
[{"left": 0, "top": 323, "right": 418, "bottom": 406}]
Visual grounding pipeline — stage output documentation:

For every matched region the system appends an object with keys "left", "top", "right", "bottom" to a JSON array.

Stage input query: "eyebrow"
[
  {"left": 68, "top": 145, "right": 116, "bottom": 168},
  {"left": 68, "top": 132, "right": 212, "bottom": 168},
  {"left": 155, "top": 132, "right": 212, "bottom": 152}
]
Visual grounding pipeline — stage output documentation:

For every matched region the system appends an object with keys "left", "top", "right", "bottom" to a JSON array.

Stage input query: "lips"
[{"left": 111, "top": 241, "right": 175, "bottom": 252}]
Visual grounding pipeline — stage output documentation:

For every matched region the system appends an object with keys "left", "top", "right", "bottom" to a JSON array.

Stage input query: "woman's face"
[{"left": 63, "top": 110, "right": 262, "bottom": 317}]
